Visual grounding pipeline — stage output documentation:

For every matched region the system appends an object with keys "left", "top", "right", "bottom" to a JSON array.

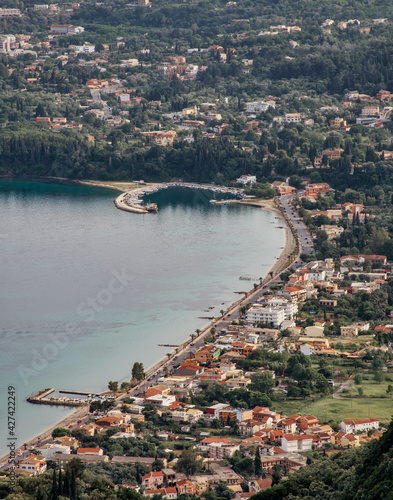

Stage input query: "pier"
[
  {"left": 27, "top": 388, "right": 112, "bottom": 407},
  {"left": 59, "top": 390, "right": 103, "bottom": 396}
]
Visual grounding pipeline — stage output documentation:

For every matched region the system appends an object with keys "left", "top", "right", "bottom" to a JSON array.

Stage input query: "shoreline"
[{"left": 0, "top": 180, "right": 297, "bottom": 464}]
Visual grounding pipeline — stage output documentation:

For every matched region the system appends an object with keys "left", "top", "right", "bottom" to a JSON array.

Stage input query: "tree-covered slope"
[{"left": 252, "top": 419, "right": 393, "bottom": 500}]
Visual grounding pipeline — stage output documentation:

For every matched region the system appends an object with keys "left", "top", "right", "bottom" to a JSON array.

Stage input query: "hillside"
[{"left": 252, "top": 419, "right": 393, "bottom": 500}]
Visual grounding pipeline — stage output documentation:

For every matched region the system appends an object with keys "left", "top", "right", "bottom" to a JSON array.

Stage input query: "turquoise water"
[{"left": 0, "top": 180, "right": 285, "bottom": 455}]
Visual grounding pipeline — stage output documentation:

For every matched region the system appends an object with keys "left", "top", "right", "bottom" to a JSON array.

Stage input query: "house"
[
  {"left": 340, "top": 325, "right": 359, "bottom": 337},
  {"left": 145, "top": 394, "right": 177, "bottom": 407},
  {"left": 53, "top": 453, "right": 109, "bottom": 468},
  {"left": 272, "top": 181, "right": 296, "bottom": 196},
  {"left": 77, "top": 447, "right": 103, "bottom": 455},
  {"left": 176, "top": 479, "right": 195, "bottom": 495},
  {"left": 144, "top": 488, "right": 177, "bottom": 499},
  {"left": 95, "top": 416, "right": 125, "bottom": 427},
  {"left": 112, "top": 456, "right": 166, "bottom": 469},
  {"left": 199, "top": 368, "right": 226, "bottom": 382},
  {"left": 331, "top": 432, "right": 360, "bottom": 448},
  {"left": 142, "top": 471, "right": 164, "bottom": 489},
  {"left": 276, "top": 418, "right": 297, "bottom": 434},
  {"left": 340, "top": 418, "right": 379, "bottom": 434},
  {"left": 281, "top": 434, "right": 313, "bottom": 452},
  {"left": 195, "top": 345, "right": 221, "bottom": 364},
  {"left": 361, "top": 106, "right": 380, "bottom": 116},
  {"left": 295, "top": 415, "right": 320, "bottom": 431},
  {"left": 249, "top": 479, "right": 273, "bottom": 493},
  {"left": 50, "top": 24, "right": 84, "bottom": 34},
  {"left": 198, "top": 438, "right": 240, "bottom": 458},
  {"left": 208, "top": 463, "right": 243, "bottom": 487},
  {"left": 303, "top": 325, "right": 324, "bottom": 337},
  {"left": 17, "top": 455, "right": 47, "bottom": 476},
  {"left": 236, "top": 175, "right": 257, "bottom": 186},
  {"left": 252, "top": 407, "right": 281, "bottom": 424},
  {"left": 245, "top": 102, "right": 272, "bottom": 113},
  {"left": 377, "top": 90, "right": 391, "bottom": 102},
  {"left": 305, "top": 182, "right": 331, "bottom": 199},
  {"left": 37, "top": 444, "right": 71, "bottom": 460}
]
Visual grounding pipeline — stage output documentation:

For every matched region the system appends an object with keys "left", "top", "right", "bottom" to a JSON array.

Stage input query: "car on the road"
[
  {"left": 68, "top": 425, "right": 73, "bottom": 428},
  {"left": 190, "top": 342, "right": 194, "bottom": 346}
]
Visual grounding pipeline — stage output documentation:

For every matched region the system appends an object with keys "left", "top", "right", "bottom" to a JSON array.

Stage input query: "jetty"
[
  {"left": 59, "top": 390, "right": 103, "bottom": 396},
  {"left": 27, "top": 388, "right": 113, "bottom": 407}
]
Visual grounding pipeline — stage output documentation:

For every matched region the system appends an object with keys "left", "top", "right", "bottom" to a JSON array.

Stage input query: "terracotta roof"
[{"left": 282, "top": 434, "right": 313, "bottom": 441}]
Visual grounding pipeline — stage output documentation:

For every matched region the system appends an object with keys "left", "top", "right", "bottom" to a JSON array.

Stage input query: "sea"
[{"left": 0, "top": 179, "right": 286, "bottom": 456}]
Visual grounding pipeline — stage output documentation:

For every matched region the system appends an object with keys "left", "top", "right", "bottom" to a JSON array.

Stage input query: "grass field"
[
  {"left": 344, "top": 380, "right": 393, "bottom": 398},
  {"left": 272, "top": 397, "right": 393, "bottom": 425}
]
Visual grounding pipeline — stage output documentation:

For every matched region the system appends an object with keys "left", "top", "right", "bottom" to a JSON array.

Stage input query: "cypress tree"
[
  {"left": 254, "top": 447, "right": 262, "bottom": 476},
  {"left": 70, "top": 469, "right": 76, "bottom": 500},
  {"left": 51, "top": 470, "right": 58, "bottom": 500},
  {"left": 64, "top": 469, "right": 71, "bottom": 496},
  {"left": 58, "top": 468, "right": 63, "bottom": 496}
]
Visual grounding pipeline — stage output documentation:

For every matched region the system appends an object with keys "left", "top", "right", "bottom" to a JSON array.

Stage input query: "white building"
[
  {"left": 0, "top": 8, "right": 21, "bottom": 16},
  {"left": 38, "top": 444, "right": 71, "bottom": 460},
  {"left": 245, "top": 101, "right": 272, "bottom": 114},
  {"left": 69, "top": 44, "right": 95, "bottom": 53},
  {"left": 285, "top": 113, "right": 302, "bottom": 123},
  {"left": 50, "top": 24, "right": 84, "bottom": 34},
  {"left": 340, "top": 418, "right": 379, "bottom": 434},
  {"left": 17, "top": 455, "right": 47, "bottom": 475},
  {"left": 264, "top": 296, "right": 298, "bottom": 320},
  {"left": 0, "top": 35, "right": 15, "bottom": 53},
  {"left": 281, "top": 434, "right": 313, "bottom": 452},
  {"left": 236, "top": 174, "right": 256, "bottom": 185},
  {"left": 246, "top": 305, "right": 285, "bottom": 328},
  {"left": 145, "top": 394, "right": 177, "bottom": 407}
]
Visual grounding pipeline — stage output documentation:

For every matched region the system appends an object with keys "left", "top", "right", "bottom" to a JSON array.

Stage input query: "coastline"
[{"left": 0, "top": 181, "right": 296, "bottom": 464}]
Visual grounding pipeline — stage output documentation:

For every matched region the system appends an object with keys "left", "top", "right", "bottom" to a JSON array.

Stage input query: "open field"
[
  {"left": 343, "top": 379, "right": 393, "bottom": 398},
  {"left": 273, "top": 396, "right": 393, "bottom": 425}
]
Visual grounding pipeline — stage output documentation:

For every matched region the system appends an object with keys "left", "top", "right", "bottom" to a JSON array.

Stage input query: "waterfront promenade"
[{"left": 0, "top": 190, "right": 310, "bottom": 464}]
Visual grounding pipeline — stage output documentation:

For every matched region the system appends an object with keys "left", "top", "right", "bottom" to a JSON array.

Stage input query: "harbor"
[
  {"left": 27, "top": 388, "right": 115, "bottom": 407},
  {"left": 113, "top": 182, "right": 246, "bottom": 214}
]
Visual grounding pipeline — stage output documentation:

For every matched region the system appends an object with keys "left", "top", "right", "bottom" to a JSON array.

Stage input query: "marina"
[{"left": 114, "top": 182, "right": 247, "bottom": 214}]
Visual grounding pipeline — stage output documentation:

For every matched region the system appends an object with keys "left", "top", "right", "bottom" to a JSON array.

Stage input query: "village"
[{"left": 10, "top": 176, "right": 393, "bottom": 496}]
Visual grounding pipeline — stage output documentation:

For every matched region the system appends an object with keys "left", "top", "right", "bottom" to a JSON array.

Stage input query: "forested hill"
[{"left": 252, "top": 419, "right": 393, "bottom": 500}]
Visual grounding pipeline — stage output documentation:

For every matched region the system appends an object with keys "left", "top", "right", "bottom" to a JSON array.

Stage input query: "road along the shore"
[{"left": 1, "top": 192, "right": 305, "bottom": 464}]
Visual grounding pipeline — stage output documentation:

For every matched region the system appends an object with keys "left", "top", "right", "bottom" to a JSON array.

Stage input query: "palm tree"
[
  {"left": 220, "top": 309, "right": 225, "bottom": 316},
  {"left": 195, "top": 329, "right": 201, "bottom": 336}
]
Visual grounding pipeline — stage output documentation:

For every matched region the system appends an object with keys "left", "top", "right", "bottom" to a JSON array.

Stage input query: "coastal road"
[
  {"left": 1, "top": 190, "right": 315, "bottom": 465},
  {"left": 280, "top": 194, "right": 314, "bottom": 257}
]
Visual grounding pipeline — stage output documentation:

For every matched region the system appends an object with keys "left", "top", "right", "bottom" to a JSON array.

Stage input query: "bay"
[{"left": 0, "top": 179, "right": 285, "bottom": 456}]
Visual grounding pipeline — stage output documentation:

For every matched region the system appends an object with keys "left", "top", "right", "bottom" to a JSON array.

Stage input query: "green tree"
[
  {"left": 132, "top": 362, "right": 145, "bottom": 381},
  {"left": 52, "top": 428, "right": 71, "bottom": 439},
  {"left": 108, "top": 380, "right": 118, "bottom": 392},
  {"left": 176, "top": 448, "right": 202, "bottom": 477},
  {"left": 254, "top": 447, "right": 262, "bottom": 477}
]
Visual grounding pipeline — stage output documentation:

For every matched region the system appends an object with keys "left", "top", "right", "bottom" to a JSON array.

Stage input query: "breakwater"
[{"left": 114, "top": 182, "right": 247, "bottom": 214}]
